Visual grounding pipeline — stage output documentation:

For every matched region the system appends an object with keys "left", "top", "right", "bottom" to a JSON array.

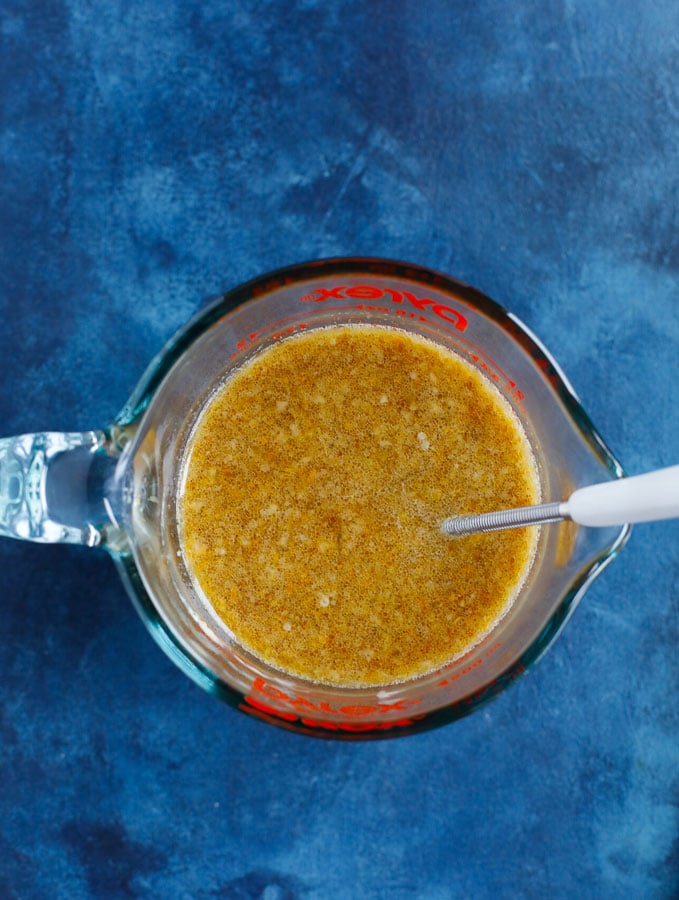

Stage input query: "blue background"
[{"left": 1, "top": 1, "right": 677, "bottom": 897}]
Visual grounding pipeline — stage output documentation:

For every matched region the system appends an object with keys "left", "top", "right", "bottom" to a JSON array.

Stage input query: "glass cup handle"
[{"left": 0, "top": 430, "right": 121, "bottom": 547}]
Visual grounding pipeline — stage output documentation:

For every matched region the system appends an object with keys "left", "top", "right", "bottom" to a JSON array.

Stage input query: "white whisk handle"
[{"left": 564, "top": 465, "right": 679, "bottom": 526}]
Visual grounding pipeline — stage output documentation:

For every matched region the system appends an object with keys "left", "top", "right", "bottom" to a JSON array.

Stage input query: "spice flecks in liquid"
[{"left": 179, "top": 325, "right": 539, "bottom": 687}]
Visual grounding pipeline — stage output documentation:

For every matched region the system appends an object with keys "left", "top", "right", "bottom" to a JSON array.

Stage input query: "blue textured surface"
[{"left": 1, "top": 1, "right": 678, "bottom": 897}]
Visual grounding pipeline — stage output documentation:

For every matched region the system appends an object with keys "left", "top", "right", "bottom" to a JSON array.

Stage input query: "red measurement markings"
[
  {"left": 230, "top": 322, "right": 310, "bottom": 359},
  {"left": 463, "top": 348, "right": 525, "bottom": 410},
  {"left": 435, "top": 642, "right": 503, "bottom": 687}
]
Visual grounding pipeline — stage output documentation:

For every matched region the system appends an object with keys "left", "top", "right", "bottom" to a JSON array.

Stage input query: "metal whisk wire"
[
  {"left": 441, "top": 501, "right": 567, "bottom": 537},
  {"left": 440, "top": 465, "right": 679, "bottom": 537}
]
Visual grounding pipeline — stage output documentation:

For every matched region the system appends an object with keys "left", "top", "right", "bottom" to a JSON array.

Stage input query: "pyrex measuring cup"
[{"left": 0, "top": 259, "right": 629, "bottom": 739}]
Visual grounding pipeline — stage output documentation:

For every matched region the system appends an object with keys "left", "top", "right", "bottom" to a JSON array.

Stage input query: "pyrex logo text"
[
  {"left": 300, "top": 284, "right": 468, "bottom": 332},
  {"left": 240, "top": 676, "right": 424, "bottom": 733}
]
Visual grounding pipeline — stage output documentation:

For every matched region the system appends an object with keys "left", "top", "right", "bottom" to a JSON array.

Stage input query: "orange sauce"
[{"left": 179, "top": 325, "right": 539, "bottom": 686}]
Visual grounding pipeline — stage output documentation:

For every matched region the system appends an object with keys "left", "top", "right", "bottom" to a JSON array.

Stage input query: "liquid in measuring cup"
[{"left": 179, "top": 324, "right": 540, "bottom": 687}]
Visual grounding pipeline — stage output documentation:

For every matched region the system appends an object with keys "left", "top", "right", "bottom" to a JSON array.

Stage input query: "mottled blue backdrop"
[{"left": 1, "top": 1, "right": 677, "bottom": 898}]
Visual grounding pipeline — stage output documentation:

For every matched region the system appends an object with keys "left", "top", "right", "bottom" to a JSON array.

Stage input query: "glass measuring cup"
[{"left": 0, "top": 259, "right": 629, "bottom": 739}]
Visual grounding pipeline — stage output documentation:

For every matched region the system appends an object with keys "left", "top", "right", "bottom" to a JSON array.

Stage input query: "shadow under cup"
[{"left": 115, "top": 259, "right": 628, "bottom": 739}]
